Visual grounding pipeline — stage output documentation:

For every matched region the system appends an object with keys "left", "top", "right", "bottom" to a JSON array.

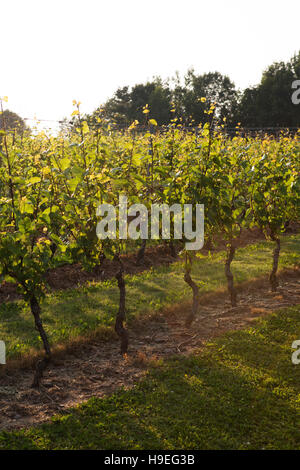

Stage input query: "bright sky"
[{"left": 1, "top": 0, "right": 300, "bottom": 128}]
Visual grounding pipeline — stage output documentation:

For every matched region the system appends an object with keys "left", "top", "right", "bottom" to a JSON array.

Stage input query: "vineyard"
[{"left": 0, "top": 103, "right": 300, "bottom": 449}]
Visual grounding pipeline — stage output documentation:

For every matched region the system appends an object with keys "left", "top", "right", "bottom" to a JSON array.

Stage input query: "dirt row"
[{"left": 0, "top": 266, "right": 299, "bottom": 431}]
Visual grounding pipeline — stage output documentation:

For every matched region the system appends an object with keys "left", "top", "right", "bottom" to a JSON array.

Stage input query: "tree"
[
  {"left": 236, "top": 52, "right": 300, "bottom": 128},
  {"left": 97, "top": 78, "right": 173, "bottom": 127},
  {"left": 0, "top": 109, "right": 28, "bottom": 133},
  {"left": 173, "top": 70, "right": 238, "bottom": 125},
  {"left": 101, "top": 86, "right": 132, "bottom": 127}
]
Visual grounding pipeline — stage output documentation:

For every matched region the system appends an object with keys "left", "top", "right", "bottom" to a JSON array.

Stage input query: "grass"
[
  {"left": 1, "top": 304, "right": 299, "bottom": 450},
  {"left": 0, "top": 234, "right": 299, "bottom": 359}
]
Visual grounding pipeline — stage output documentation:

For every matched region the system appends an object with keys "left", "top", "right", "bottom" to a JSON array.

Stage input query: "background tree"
[
  {"left": 95, "top": 78, "right": 173, "bottom": 127},
  {"left": 79, "top": 50, "right": 300, "bottom": 130},
  {"left": 0, "top": 109, "right": 28, "bottom": 133},
  {"left": 176, "top": 70, "right": 238, "bottom": 125},
  {"left": 236, "top": 52, "right": 300, "bottom": 127}
]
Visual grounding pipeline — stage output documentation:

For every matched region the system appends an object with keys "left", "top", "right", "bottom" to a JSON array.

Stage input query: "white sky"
[{"left": 1, "top": 0, "right": 300, "bottom": 128}]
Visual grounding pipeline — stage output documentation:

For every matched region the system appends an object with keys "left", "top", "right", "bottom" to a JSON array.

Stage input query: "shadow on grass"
[{"left": 1, "top": 305, "right": 299, "bottom": 450}]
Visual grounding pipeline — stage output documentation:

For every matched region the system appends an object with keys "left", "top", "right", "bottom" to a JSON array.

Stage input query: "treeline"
[
  {"left": 2, "top": 52, "right": 300, "bottom": 133},
  {"left": 86, "top": 51, "right": 300, "bottom": 129}
]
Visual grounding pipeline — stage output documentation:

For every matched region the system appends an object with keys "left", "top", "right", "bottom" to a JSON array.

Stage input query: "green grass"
[
  {"left": 0, "top": 234, "right": 300, "bottom": 359},
  {"left": 1, "top": 304, "right": 300, "bottom": 450}
]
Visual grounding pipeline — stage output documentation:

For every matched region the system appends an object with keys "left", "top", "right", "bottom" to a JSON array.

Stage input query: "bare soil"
[{"left": 0, "top": 266, "right": 299, "bottom": 431}]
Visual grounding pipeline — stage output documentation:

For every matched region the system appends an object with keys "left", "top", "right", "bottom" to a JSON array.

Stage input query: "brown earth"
[{"left": 0, "top": 266, "right": 299, "bottom": 431}]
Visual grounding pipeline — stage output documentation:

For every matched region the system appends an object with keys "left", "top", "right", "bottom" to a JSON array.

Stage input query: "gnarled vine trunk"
[
  {"left": 269, "top": 232, "right": 281, "bottom": 292},
  {"left": 169, "top": 239, "right": 177, "bottom": 258},
  {"left": 225, "top": 243, "right": 237, "bottom": 307},
  {"left": 204, "top": 235, "right": 213, "bottom": 251},
  {"left": 136, "top": 239, "right": 147, "bottom": 265},
  {"left": 184, "top": 270, "right": 200, "bottom": 327},
  {"left": 115, "top": 260, "right": 128, "bottom": 355},
  {"left": 30, "top": 295, "right": 51, "bottom": 388},
  {"left": 95, "top": 250, "right": 106, "bottom": 275}
]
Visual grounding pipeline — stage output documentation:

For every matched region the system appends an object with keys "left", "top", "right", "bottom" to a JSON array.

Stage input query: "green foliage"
[{"left": 0, "top": 106, "right": 299, "bottom": 361}]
